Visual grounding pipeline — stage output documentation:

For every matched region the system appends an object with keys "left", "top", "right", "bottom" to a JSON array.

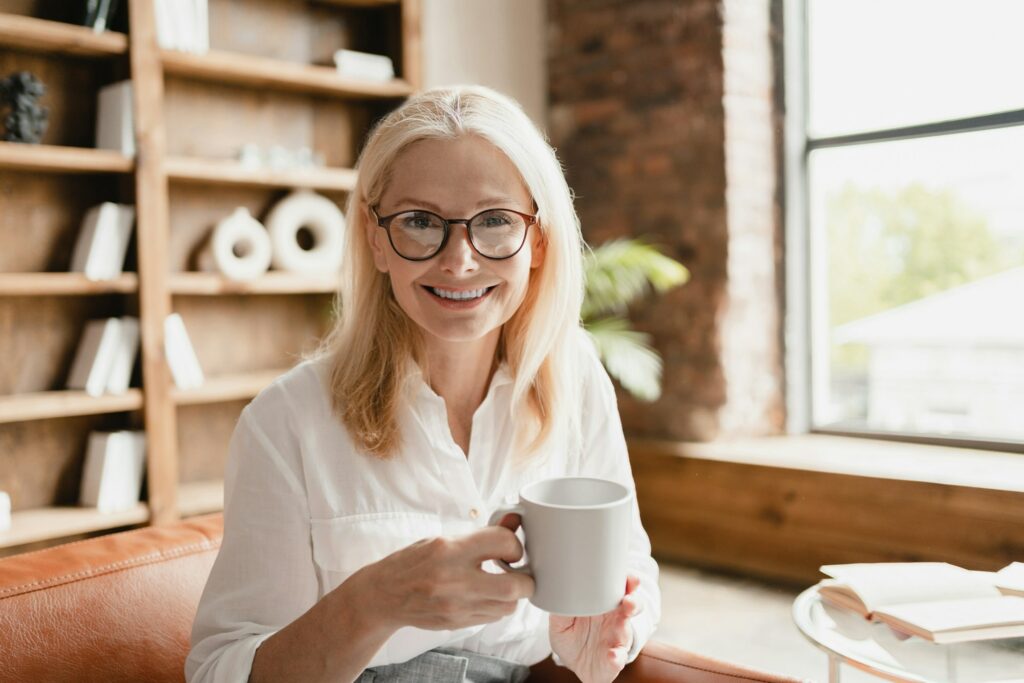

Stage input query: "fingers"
[
  {"left": 624, "top": 574, "right": 640, "bottom": 596},
  {"left": 462, "top": 525, "right": 525, "bottom": 565},
  {"left": 474, "top": 568, "right": 535, "bottom": 601}
]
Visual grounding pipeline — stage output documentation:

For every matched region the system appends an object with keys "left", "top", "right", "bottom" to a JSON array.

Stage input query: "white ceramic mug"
[{"left": 487, "top": 476, "right": 633, "bottom": 616}]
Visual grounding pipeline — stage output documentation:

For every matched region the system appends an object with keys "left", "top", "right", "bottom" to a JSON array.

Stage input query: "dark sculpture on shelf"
[{"left": 0, "top": 71, "right": 50, "bottom": 144}]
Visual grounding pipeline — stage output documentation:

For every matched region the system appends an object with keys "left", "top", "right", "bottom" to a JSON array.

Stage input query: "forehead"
[{"left": 381, "top": 135, "right": 531, "bottom": 210}]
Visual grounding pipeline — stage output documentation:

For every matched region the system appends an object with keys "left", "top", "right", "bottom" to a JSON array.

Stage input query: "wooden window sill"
[{"left": 629, "top": 434, "right": 1024, "bottom": 494}]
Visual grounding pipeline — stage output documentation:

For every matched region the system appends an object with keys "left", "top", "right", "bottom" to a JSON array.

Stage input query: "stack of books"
[
  {"left": 66, "top": 317, "right": 140, "bottom": 397},
  {"left": 816, "top": 562, "right": 1024, "bottom": 644}
]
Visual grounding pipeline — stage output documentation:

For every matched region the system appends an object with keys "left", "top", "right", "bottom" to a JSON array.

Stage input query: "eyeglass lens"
[{"left": 388, "top": 210, "right": 528, "bottom": 259}]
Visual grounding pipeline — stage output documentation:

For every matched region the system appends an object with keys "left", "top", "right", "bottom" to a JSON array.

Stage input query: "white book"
[
  {"left": 0, "top": 491, "right": 10, "bottom": 532},
  {"left": 164, "top": 313, "right": 204, "bottom": 390},
  {"left": 171, "top": 0, "right": 192, "bottom": 52},
  {"left": 106, "top": 316, "right": 140, "bottom": 394},
  {"left": 819, "top": 562, "right": 1024, "bottom": 644},
  {"left": 333, "top": 49, "right": 395, "bottom": 82},
  {"left": 95, "top": 80, "right": 134, "bottom": 156},
  {"left": 153, "top": 0, "right": 175, "bottom": 49},
  {"left": 193, "top": 0, "right": 208, "bottom": 53},
  {"left": 80, "top": 431, "right": 147, "bottom": 513},
  {"left": 67, "top": 318, "right": 123, "bottom": 397},
  {"left": 70, "top": 203, "right": 135, "bottom": 281}
]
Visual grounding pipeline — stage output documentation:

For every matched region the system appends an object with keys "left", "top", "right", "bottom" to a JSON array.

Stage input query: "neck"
[{"left": 422, "top": 330, "right": 501, "bottom": 414}]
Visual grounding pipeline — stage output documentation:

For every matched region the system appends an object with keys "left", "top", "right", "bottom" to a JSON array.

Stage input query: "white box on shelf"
[
  {"left": 106, "top": 316, "right": 140, "bottom": 395},
  {"left": 96, "top": 80, "right": 134, "bottom": 156},
  {"left": 333, "top": 49, "right": 395, "bottom": 82},
  {"left": 164, "top": 313, "right": 204, "bottom": 390},
  {"left": 66, "top": 318, "right": 123, "bottom": 397},
  {"left": 70, "top": 203, "right": 135, "bottom": 281},
  {"left": 79, "top": 431, "right": 147, "bottom": 513},
  {"left": 0, "top": 491, "right": 10, "bottom": 532}
]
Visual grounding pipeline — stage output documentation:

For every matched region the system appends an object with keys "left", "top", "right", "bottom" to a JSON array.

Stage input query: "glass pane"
[
  {"left": 808, "top": 0, "right": 1024, "bottom": 137},
  {"left": 809, "top": 126, "right": 1024, "bottom": 443}
]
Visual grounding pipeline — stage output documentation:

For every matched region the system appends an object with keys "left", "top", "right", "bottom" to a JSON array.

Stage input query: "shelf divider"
[
  {"left": 161, "top": 48, "right": 414, "bottom": 99},
  {"left": 0, "top": 389, "right": 144, "bottom": 424},
  {"left": 0, "top": 273, "right": 138, "bottom": 296},
  {"left": 0, "top": 13, "right": 127, "bottom": 57},
  {"left": 0, "top": 504, "right": 149, "bottom": 550},
  {"left": 0, "top": 141, "right": 133, "bottom": 174}
]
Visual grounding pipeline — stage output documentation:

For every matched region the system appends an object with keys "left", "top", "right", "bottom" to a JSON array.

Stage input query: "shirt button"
[{"left": 469, "top": 508, "right": 480, "bottom": 520}]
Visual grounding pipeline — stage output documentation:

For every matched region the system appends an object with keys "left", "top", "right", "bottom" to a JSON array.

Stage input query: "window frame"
[{"left": 783, "top": 0, "right": 1024, "bottom": 453}]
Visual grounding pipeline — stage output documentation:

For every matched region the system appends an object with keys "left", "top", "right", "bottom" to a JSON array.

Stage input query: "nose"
[{"left": 437, "top": 223, "right": 479, "bottom": 275}]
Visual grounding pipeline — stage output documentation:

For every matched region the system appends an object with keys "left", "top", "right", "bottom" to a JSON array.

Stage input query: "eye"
[
  {"left": 477, "top": 211, "right": 515, "bottom": 228},
  {"left": 399, "top": 212, "right": 441, "bottom": 230}
]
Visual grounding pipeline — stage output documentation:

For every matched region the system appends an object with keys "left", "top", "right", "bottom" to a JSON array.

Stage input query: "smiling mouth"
[{"left": 423, "top": 285, "right": 497, "bottom": 302}]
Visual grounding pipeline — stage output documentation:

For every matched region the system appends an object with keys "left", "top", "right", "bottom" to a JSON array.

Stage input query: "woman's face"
[{"left": 367, "top": 135, "right": 544, "bottom": 352}]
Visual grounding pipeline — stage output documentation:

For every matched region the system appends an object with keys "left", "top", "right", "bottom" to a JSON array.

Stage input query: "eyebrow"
[{"left": 387, "top": 197, "right": 527, "bottom": 214}]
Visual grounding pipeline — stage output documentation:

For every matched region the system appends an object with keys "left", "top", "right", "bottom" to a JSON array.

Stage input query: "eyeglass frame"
[{"left": 371, "top": 205, "right": 538, "bottom": 261}]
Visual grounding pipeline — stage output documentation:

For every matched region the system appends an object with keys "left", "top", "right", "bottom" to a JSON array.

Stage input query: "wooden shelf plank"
[
  {"left": 0, "top": 13, "right": 127, "bottom": 57},
  {"left": 0, "top": 389, "right": 144, "bottom": 424},
  {"left": 169, "top": 272, "right": 340, "bottom": 295},
  {"left": 161, "top": 48, "right": 414, "bottom": 99},
  {"left": 0, "top": 273, "right": 138, "bottom": 296},
  {"left": 172, "top": 369, "right": 286, "bottom": 406},
  {"left": 0, "top": 504, "right": 148, "bottom": 549},
  {"left": 0, "top": 141, "right": 133, "bottom": 174},
  {"left": 164, "top": 156, "right": 357, "bottom": 192},
  {"left": 178, "top": 480, "right": 224, "bottom": 517},
  {"left": 311, "top": 0, "right": 400, "bottom": 7}
]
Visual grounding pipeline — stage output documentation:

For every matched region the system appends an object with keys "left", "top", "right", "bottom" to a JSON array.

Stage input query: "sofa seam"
[
  {"left": 0, "top": 538, "right": 222, "bottom": 599},
  {"left": 643, "top": 652, "right": 787, "bottom": 683}
]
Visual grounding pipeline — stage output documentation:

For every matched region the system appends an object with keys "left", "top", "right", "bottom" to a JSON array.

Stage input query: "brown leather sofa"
[{"left": 0, "top": 514, "right": 805, "bottom": 683}]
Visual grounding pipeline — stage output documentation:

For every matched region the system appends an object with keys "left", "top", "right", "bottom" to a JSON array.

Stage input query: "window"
[{"left": 789, "top": 0, "right": 1024, "bottom": 447}]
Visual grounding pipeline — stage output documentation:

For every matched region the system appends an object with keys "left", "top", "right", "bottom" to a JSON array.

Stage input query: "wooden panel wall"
[{"left": 630, "top": 442, "right": 1024, "bottom": 586}]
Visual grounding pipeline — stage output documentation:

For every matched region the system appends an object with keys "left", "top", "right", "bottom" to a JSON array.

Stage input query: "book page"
[
  {"left": 876, "top": 595, "right": 1024, "bottom": 638},
  {"left": 821, "top": 563, "right": 1000, "bottom": 612},
  {"left": 996, "top": 562, "right": 1024, "bottom": 594}
]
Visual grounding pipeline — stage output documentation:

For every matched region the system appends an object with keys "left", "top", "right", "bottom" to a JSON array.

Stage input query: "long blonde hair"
[{"left": 314, "top": 85, "right": 585, "bottom": 460}]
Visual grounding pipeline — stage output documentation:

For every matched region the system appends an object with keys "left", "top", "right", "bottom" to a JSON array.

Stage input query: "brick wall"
[{"left": 548, "top": 0, "right": 785, "bottom": 440}]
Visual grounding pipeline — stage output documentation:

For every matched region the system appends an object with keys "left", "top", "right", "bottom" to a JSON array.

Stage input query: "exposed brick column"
[{"left": 548, "top": 0, "right": 784, "bottom": 440}]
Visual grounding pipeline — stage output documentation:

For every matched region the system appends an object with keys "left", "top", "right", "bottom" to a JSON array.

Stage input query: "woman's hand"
[
  {"left": 351, "top": 525, "right": 535, "bottom": 632},
  {"left": 548, "top": 575, "right": 641, "bottom": 683}
]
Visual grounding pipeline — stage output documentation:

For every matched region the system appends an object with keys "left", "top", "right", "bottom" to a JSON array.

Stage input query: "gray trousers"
[{"left": 357, "top": 647, "right": 531, "bottom": 683}]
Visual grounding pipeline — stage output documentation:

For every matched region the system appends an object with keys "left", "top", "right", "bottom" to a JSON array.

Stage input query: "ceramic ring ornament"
[{"left": 265, "top": 190, "right": 345, "bottom": 274}]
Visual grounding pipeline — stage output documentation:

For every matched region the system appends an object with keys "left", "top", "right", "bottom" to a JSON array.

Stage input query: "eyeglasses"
[{"left": 372, "top": 206, "right": 537, "bottom": 261}]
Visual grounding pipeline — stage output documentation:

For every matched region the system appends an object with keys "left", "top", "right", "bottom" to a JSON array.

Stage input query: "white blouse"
[{"left": 186, "top": 338, "right": 661, "bottom": 682}]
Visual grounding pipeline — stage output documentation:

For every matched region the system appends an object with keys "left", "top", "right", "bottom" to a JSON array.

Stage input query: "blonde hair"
[{"left": 314, "top": 85, "right": 585, "bottom": 460}]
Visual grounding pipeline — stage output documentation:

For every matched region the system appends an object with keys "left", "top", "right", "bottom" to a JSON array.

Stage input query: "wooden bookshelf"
[
  {"left": 0, "top": 13, "right": 127, "bottom": 57},
  {"left": 0, "top": 390, "right": 144, "bottom": 424},
  {"left": 0, "top": 141, "right": 133, "bottom": 174},
  {"left": 178, "top": 479, "right": 224, "bottom": 517},
  {"left": 0, "top": 504, "right": 148, "bottom": 549},
  {"left": 161, "top": 48, "right": 413, "bottom": 99},
  {"left": 0, "top": 273, "right": 138, "bottom": 296},
  {"left": 0, "top": 0, "right": 419, "bottom": 553},
  {"left": 172, "top": 369, "right": 286, "bottom": 406},
  {"left": 165, "top": 156, "right": 357, "bottom": 191},
  {"left": 169, "top": 273, "right": 340, "bottom": 296}
]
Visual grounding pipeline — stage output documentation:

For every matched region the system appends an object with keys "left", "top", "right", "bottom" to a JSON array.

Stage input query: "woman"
[{"left": 187, "top": 85, "right": 660, "bottom": 683}]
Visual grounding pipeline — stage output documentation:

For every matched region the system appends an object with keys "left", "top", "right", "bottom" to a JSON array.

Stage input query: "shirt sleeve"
[
  {"left": 577, "top": 338, "right": 662, "bottom": 664},
  {"left": 185, "top": 391, "right": 318, "bottom": 683}
]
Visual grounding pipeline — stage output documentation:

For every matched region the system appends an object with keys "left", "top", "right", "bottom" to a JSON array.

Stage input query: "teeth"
[{"left": 430, "top": 286, "right": 488, "bottom": 300}]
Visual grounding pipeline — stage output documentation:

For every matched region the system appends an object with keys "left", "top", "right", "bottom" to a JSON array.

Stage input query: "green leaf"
[
  {"left": 582, "top": 239, "right": 689, "bottom": 320},
  {"left": 584, "top": 317, "right": 663, "bottom": 402}
]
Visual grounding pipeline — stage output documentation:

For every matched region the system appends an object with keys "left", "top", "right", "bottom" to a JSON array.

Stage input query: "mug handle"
[{"left": 487, "top": 504, "right": 531, "bottom": 575}]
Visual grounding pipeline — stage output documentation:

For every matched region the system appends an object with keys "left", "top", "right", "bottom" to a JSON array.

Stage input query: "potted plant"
[{"left": 583, "top": 239, "right": 689, "bottom": 401}]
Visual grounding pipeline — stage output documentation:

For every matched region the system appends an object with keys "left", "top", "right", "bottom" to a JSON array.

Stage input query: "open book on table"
[{"left": 818, "top": 562, "right": 1024, "bottom": 644}]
